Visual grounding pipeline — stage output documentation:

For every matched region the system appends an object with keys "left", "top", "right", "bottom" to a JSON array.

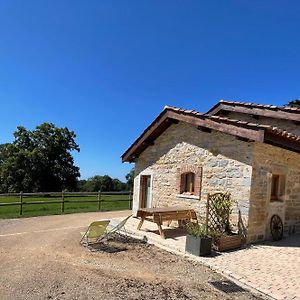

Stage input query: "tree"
[
  {"left": 76, "top": 179, "right": 87, "bottom": 192},
  {"left": 76, "top": 175, "right": 127, "bottom": 192},
  {"left": 0, "top": 123, "right": 80, "bottom": 192},
  {"left": 112, "top": 178, "right": 126, "bottom": 191},
  {"left": 286, "top": 99, "right": 300, "bottom": 108},
  {"left": 82, "top": 176, "right": 98, "bottom": 192},
  {"left": 0, "top": 143, "right": 9, "bottom": 165},
  {"left": 125, "top": 168, "right": 134, "bottom": 191},
  {"left": 100, "top": 175, "right": 114, "bottom": 191},
  {"left": 84, "top": 175, "right": 113, "bottom": 192}
]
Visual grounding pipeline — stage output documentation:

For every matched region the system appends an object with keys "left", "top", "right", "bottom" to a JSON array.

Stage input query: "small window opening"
[
  {"left": 180, "top": 172, "right": 195, "bottom": 194},
  {"left": 270, "top": 174, "right": 285, "bottom": 202}
]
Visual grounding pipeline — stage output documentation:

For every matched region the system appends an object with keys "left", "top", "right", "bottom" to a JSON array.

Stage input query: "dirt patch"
[
  {"left": 76, "top": 235, "right": 261, "bottom": 300},
  {"left": 0, "top": 214, "right": 263, "bottom": 300}
]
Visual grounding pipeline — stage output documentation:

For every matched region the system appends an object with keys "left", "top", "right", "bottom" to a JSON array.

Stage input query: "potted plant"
[
  {"left": 208, "top": 193, "right": 241, "bottom": 252},
  {"left": 185, "top": 222, "right": 212, "bottom": 256}
]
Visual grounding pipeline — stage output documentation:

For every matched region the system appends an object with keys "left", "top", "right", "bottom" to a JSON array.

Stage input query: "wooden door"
[{"left": 140, "top": 175, "right": 151, "bottom": 208}]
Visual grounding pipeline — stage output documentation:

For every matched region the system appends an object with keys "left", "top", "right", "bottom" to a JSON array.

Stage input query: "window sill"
[
  {"left": 270, "top": 199, "right": 284, "bottom": 203},
  {"left": 176, "top": 194, "right": 200, "bottom": 200}
]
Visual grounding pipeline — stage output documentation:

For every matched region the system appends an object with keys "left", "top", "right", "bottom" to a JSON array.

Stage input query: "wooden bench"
[{"left": 136, "top": 207, "right": 197, "bottom": 239}]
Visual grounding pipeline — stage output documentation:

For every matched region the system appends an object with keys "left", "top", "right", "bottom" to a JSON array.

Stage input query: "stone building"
[{"left": 122, "top": 100, "right": 300, "bottom": 243}]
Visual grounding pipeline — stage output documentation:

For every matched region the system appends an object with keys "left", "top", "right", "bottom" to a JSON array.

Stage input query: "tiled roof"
[
  {"left": 207, "top": 115, "right": 300, "bottom": 142},
  {"left": 164, "top": 105, "right": 203, "bottom": 116},
  {"left": 165, "top": 105, "right": 300, "bottom": 142},
  {"left": 217, "top": 100, "right": 300, "bottom": 114},
  {"left": 122, "top": 105, "right": 300, "bottom": 162},
  {"left": 206, "top": 100, "right": 300, "bottom": 123}
]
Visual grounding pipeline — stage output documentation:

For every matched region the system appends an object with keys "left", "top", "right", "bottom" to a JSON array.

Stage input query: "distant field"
[{"left": 0, "top": 193, "right": 132, "bottom": 219}]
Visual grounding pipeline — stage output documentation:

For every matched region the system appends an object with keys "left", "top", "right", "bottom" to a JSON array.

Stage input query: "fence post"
[
  {"left": 19, "top": 191, "right": 23, "bottom": 216},
  {"left": 129, "top": 190, "right": 132, "bottom": 210},
  {"left": 97, "top": 190, "right": 101, "bottom": 211},
  {"left": 206, "top": 193, "right": 210, "bottom": 235},
  {"left": 61, "top": 190, "right": 65, "bottom": 213}
]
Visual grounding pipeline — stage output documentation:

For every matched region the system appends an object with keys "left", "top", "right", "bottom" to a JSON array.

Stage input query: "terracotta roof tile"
[
  {"left": 164, "top": 105, "right": 300, "bottom": 142},
  {"left": 122, "top": 104, "right": 300, "bottom": 162},
  {"left": 219, "top": 99, "right": 300, "bottom": 114}
]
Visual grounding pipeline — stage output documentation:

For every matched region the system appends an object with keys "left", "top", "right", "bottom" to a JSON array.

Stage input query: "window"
[
  {"left": 180, "top": 172, "right": 195, "bottom": 194},
  {"left": 270, "top": 174, "right": 285, "bottom": 202},
  {"left": 176, "top": 166, "right": 202, "bottom": 199}
]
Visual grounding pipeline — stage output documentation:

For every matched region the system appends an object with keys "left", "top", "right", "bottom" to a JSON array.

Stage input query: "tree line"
[
  {"left": 76, "top": 172, "right": 133, "bottom": 192},
  {"left": 0, "top": 123, "right": 133, "bottom": 193}
]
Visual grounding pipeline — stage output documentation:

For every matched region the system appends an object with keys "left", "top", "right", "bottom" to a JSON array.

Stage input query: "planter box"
[
  {"left": 185, "top": 235, "right": 212, "bottom": 256},
  {"left": 214, "top": 234, "right": 242, "bottom": 252}
]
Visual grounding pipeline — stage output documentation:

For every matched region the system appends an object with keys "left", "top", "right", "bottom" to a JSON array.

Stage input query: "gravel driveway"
[{"left": 0, "top": 211, "right": 263, "bottom": 300}]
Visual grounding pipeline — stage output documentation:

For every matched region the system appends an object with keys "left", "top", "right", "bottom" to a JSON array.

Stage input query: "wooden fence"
[{"left": 0, "top": 191, "right": 133, "bottom": 216}]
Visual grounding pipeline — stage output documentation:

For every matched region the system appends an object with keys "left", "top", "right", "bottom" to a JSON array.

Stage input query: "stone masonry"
[
  {"left": 133, "top": 121, "right": 253, "bottom": 224},
  {"left": 247, "top": 142, "right": 300, "bottom": 242},
  {"left": 132, "top": 121, "right": 300, "bottom": 243}
]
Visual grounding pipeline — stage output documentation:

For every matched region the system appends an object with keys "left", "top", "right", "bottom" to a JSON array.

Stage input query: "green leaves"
[
  {"left": 125, "top": 168, "right": 134, "bottom": 190},
  {"left": 186, "top": 222, "right": 209, "bottom": 238},
  {"left": 77, "top": 175, "right": 127, "bottom": 192},
  {"left": 286, "top": 99, "right": 300, "bottom": 108},
  {"left": 0, "top": 123, "right": 80, "bottom": 192}
]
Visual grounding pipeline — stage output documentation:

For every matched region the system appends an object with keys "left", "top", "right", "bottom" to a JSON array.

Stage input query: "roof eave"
[
  {"left": 264, "top": 130, "right": 300, "bottom": 154},
  {"left": 121, "top": 109, "right": 174, "bottom": 163},
  {"left": 207, "top": 101, "right": 300, "bottom": 122},
  {"left": 121, "top": 108, "right": 266, "bottom": 163}
]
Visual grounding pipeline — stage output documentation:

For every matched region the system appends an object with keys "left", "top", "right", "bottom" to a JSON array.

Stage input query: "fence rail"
[
  {"left": 0, "top": 191, "right": 133, "bottom": 216},
  {"left": 0, "top": 191, "right": 130, "bottom": 197}
]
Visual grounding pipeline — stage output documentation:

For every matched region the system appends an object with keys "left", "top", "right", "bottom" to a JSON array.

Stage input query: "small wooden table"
[{"left": 136, "top": 207, "right": 197, "bottom": 239}]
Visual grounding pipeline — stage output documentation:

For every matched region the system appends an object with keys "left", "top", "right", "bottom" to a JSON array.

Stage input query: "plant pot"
[
  {"left": 214, "top": 234, "right": 241, "bottom": 252},
  {"left": 185, "top": 235, "right": 212, "bottom": 256}
]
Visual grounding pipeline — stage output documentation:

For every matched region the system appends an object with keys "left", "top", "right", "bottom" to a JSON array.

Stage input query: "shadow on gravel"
[
  {"left": 88, "top": 235, "right": 147, "bottom": 253},
  {"left": 145, "top": 227, "right": 188, "bottom": 239},
  {"left": 238, "top": 234, "right": 300, "bottom": 250},
  {"left": 209, "top": 280, "right": 247, "bottom": 294},
  {"left": 261, "top": 234, "right": 300, "bottom": 248}
]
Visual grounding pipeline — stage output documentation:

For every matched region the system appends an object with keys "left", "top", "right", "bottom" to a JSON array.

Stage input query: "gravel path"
[{"left": 0, "top": 212, "right": 263, "bottom": 300}]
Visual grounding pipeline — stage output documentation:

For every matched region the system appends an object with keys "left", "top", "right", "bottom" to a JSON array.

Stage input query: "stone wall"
[
  {"left": 132, "top": 122, "right": 253, "bottom": 222},
  {"left": 224, "top": 112, "right": 300, "bottom": 136},
  {"left": 247, "top": 143, "right": 300, "bottom": 243}
]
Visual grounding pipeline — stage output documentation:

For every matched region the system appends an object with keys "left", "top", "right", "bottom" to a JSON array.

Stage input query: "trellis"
[{"left": 205, "top": 192, "right": 232, "bottom": 235}]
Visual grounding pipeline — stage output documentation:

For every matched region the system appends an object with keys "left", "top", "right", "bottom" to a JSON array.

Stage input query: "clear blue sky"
[{"left": 0, "top": 1, "right": 299, "bottom": 181}]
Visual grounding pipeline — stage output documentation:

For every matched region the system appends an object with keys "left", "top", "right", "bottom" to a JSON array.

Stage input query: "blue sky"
[{"left": 0, "top": 1, "right": 299, "bottom": 181}]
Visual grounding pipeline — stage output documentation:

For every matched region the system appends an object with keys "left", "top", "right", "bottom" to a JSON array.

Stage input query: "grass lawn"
[{"left": 0, "top": 194, "right": 131, "bottom": 219}]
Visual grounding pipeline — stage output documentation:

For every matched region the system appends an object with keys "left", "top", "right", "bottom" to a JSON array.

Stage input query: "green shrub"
[{"left": 186, "top": 222, "right": 210, "bottom": 238}]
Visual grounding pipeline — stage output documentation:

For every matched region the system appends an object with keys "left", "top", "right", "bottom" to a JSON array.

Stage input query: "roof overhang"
[
  {"left": 207, "top": 100, "right": 300, "bottom": 122},
  {"left": 121, "top": 106, "right": 300, "bottom": 163}
]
